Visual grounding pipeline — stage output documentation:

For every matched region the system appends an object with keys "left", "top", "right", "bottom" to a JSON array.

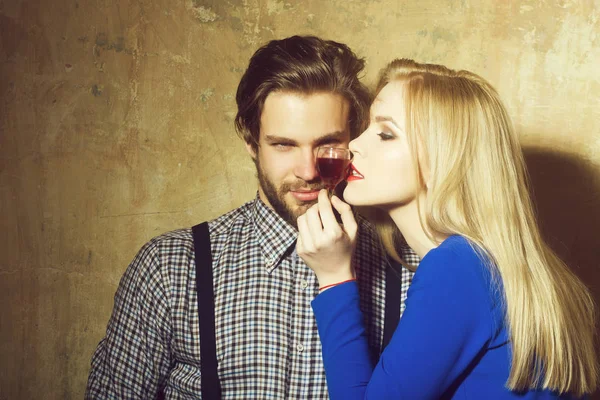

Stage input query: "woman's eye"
[{"left": 377, "top": 132, "right": 394, "bottom": 141}]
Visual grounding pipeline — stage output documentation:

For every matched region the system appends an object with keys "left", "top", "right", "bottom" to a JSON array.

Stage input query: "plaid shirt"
[{"left": 86, "top": 196, "right": 417, "bottom": 399}]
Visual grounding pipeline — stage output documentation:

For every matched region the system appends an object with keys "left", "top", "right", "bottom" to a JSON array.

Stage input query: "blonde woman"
[{"left": 296, "top": 59, "right": 598, "bottom": 399}]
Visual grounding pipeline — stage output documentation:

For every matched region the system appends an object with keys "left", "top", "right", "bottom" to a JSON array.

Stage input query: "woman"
[{"left": 296, "top": 59, "right": 598, "bottom": 399}]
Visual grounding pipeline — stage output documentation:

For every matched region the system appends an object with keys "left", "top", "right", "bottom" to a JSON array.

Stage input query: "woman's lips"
[{"left": 347, "top": 163, "right": 364, "bottom": 182}]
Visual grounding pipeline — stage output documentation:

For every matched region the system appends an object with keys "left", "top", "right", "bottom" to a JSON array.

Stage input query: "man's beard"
[{"left": 255, "top": 158, "right": 325, "bottom": 228}]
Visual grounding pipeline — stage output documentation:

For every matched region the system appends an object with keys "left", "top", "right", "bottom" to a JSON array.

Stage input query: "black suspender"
[
  {"left": 191, "top": 221, "right": 403, "bottom": 399},
  {"left": 191, "top": 222, "right": 221, "bottom": 400},
  {"left": 382, "top": 258, "right": 403, "bottom": 350}
]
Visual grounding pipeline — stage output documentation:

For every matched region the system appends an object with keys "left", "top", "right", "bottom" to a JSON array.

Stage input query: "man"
[{"left": 86, "top": 35, "right": 417, "bottom": 399}]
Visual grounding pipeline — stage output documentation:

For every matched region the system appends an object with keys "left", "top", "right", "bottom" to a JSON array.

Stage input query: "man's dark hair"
[{"left": 235, "top": 35, "right": 371, "bottom": 150}]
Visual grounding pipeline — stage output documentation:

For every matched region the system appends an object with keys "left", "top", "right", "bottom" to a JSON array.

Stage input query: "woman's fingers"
[
  {"left": 317, "top": 189, "right": 341, "bottom": 234},
  {"left": 297, "top": 213, "right": 315, "bottom": 252},
  {"left": 297, "top": 192, "right": 354, "bottom": 262},
  {"left": 331, "top": 196, "right": 358, "bottom": 239},
  {"left": 296, "top": 194, "right": 355, "bottom": 280},
  {"left": 296, "top": 233, "right": 304, "bottom": 254},
  {"left": 305, "top": 203, "right": 324, "bottom": 240}
]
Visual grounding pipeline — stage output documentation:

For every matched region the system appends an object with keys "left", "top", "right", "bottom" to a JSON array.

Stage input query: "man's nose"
[{"left": 294, "top": 149, "right": 319, "bottom": 182}]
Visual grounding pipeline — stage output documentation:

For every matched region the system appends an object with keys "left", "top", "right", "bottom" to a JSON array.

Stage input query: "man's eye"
[
  {"left": 273, "top": 143, "right": 293, "bottom": 149},
  {"left": 377, "top": 132, "right": 394, "bottom": 141}
]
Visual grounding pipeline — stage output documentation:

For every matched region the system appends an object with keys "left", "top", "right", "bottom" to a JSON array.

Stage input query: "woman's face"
[{"left": 344, "top": 81, "right": 421, "bottom": 210}]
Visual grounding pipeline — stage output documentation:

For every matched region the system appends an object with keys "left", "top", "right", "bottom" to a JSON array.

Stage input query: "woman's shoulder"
[
  {"left": 422, "top": 235, "right": 486, "bottom": 271},
  {"left": 437, "top": 235, "right": 479, "bottom": 257},
  {"left": 417, "top": 235, "right": 498, "bottom": 296}
]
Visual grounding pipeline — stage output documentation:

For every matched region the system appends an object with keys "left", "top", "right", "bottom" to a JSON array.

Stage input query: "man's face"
[{"left": 246, "top": 91, "right": 350, "bottom": 227}]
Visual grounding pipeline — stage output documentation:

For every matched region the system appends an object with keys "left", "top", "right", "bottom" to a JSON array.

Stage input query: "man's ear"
[{"left": 245, "top": 141, "right": 257, "bottom": 159}]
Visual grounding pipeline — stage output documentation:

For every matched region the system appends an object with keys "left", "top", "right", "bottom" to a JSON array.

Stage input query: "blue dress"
[{"left": 312, "top": 235, "right": 573, "bottom": 399}]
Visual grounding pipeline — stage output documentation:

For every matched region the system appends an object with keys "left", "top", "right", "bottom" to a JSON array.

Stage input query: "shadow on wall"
[{"left": 523, "top": 147, "right": 600, "bottom": 399}]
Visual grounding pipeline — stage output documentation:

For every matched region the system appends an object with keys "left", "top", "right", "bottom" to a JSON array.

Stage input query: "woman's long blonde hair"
[{"left": 372, "top": 59, "right": 598, "bottom": 396}]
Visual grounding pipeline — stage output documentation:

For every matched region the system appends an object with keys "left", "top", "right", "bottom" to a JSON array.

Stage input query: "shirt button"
[
  {"left": 296, "top": 344, "right": 304, "bottom": 353},
  {"left": 300, "top": 280, "right": 308, "bottom": 290}
]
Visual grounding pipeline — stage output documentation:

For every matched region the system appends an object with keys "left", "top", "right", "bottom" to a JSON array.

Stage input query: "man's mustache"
[{"left": 281, "top": 180, "right": 326, "bottom": 192}]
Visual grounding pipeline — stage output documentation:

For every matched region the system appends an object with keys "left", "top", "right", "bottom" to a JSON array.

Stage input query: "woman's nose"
[
  {"left": 349, "top": 137, "right": 361, "bottom": 156},
  {"left": 349, "top": 139, "right": 357, "bottom": 152}
]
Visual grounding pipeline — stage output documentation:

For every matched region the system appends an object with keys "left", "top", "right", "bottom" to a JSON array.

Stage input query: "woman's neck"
[{"left": 387, "top": 197, "right": 441, "bottom": 260}]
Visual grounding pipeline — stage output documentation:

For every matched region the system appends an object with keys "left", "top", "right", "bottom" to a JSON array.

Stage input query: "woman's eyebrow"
[{"left": 375, "top": 116, "right": 401, "bottom": 129}]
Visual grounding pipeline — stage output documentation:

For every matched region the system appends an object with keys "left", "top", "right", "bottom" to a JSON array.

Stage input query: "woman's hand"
[{"left": 296, "top": 189, "right": 358, "bottom": 289}]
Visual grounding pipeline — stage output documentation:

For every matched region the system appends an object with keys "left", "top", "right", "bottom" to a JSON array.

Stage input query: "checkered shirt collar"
[{"left": 244, "top": 193, "right": 298, "bottom": 273}]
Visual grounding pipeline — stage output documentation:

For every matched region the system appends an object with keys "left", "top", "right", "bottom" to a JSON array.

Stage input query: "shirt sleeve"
[
  {"left": 85, "top": 239, "right": 173, "bottom": 399},
  {"left": 312, "top": 244, "right": 494, "bottom": 400}
]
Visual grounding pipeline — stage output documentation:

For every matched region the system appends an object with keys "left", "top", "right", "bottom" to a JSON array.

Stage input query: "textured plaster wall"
[{"left": 1, "top": 0, "right": 599, "bottom": 398}]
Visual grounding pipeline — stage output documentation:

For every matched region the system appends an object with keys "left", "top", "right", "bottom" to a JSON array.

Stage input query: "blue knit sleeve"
[{"left": 312, "top": 237, "right": 495, "bottom": 399}]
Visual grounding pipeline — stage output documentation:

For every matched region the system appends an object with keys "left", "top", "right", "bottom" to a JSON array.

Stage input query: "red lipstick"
[{"left": 346, "top": 163, "right": 364, "bottom": 182}]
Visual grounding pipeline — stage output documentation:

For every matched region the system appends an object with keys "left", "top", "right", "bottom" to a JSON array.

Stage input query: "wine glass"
[{"left": 316, "top": 146, "right": 353, "bottom": 193}]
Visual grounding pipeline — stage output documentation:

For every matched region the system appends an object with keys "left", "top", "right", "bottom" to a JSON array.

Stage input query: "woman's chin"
[{"left": 342, "top": 186, "right": 366, "bottom": 206}]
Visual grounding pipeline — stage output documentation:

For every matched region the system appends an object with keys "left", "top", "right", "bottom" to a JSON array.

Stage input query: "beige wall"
[{"left": 1, "top": 0, "right": 598, "bottom": 398}]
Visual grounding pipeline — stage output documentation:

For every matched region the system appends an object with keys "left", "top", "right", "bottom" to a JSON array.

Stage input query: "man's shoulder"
[
  {"left": 141, "top": 228, "right": 193, "bottom": 252},
  {"left": 132, "top": 200, "right": 256, "bottom": 264},
  {"left": 206, "top": 199, "right": 255, "bottom": 238},
  {"left": 125, "top": 228, "right": 194, "bottom": 280}
]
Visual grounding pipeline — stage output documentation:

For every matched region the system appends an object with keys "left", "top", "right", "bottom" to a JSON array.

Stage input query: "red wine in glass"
[
  {"left": 317, "top": 157, "right": 351, "bottom": 189},
  {"left": 316, "top": 147, "right": 353, "bottom": 192}
]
